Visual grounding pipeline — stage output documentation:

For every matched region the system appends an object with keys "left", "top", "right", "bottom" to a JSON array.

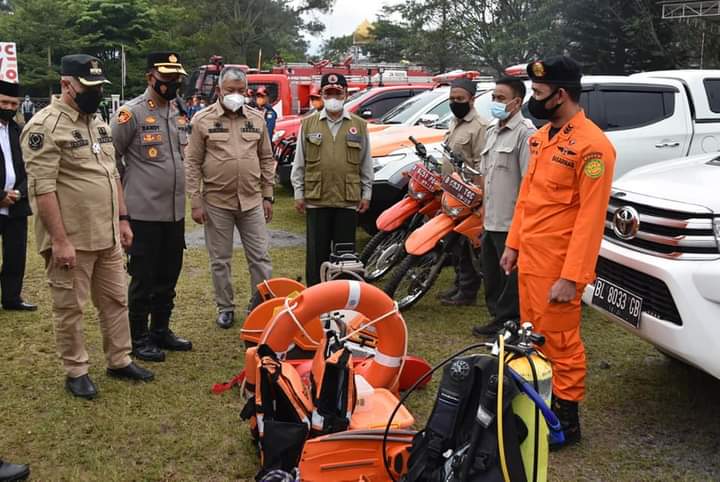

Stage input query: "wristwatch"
[
  {"left": 263, "top": 196, "right": 275, "bottom": 204},
  {"left": 119, "top": 214, "right": 131, "bottom": 221}
]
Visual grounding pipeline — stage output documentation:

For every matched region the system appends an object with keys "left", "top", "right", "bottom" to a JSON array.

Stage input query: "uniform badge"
[
  {"left": 583, "top": 158, "right": 604, "bottom": 179},
  {"left": 145, "top": 115, "right": 157, "bottom": 124},
  {"left": 148, "top": 147, "right": 159, "bottom": 158},
  {"left": 28, "top": 132, "right": 44, "bottom": 151},
  {"left": 98, "top": 126, "right": 108, "bottom": 136},
  {"left": 147, "top": 99, "right": 157, "bottom": 110},
  {"left": 169, "top": 54, "right": 178, "bottom": 63},
  {"left": 328, "top": 74, "right": 338, "bottom": 84},
  {"left": 308, "top": 132, "right": 323, "bottom": 143},
  {"left": 348, "top": 127, "right": 358, "bottom": 135},
  {"left": 72, "top": 130, "right": 83, "bottom": 140},
  {"left": 532, "top": 62, "right": 546, "bottom": 78},
  {"left": 117, "top": 109, "right": 132, "bottom": 124},
  {"left": 177, "top": 116, "right": 187, "bottom": 125},
  {"left": 92, "top": 142, "right": 101, "bottom": 154}
]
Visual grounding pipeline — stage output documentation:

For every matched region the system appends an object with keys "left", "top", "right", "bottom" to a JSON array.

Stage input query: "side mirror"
[
  {"left": 418, "top": 113, "right": 439, "bottom": 127},
  {"left": 360, "top": 109, "right": 373, "bottom": 119}
]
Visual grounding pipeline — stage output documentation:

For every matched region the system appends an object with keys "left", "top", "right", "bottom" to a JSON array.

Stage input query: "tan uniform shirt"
[
  {"left": 480, "top": 113, "right": 536, "bottom": 232},
  {"left": 110, "top": 89, "right": 187, "bottom": 222},
  {"left": 185, "top": 101, "right": 274, "bottom": 212},
  {"left": 21, "top": 98, "right": 120, "bottom": 254},
  {"left": 442, "top": 108, "right": 488, "bottom": 174}
]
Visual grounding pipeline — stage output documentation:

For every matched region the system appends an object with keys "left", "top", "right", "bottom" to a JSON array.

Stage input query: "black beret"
[
  {"left": 147, "top": 51, "right": 187, "bottom": 76},
  {"left": 321, "top": 73, "right": 348, "bottom": 91},
  {"left": 450, "top": 78, "right": 477, "bottom": 97},
  {"left": 61, "top": 54, "right": 111, "bottom": 86},
  {"left": 527, "top": 56, "right": 582, "bottom": 85},
  {"left": 0, "top": 79, "right": 20, "bottom": 97}
]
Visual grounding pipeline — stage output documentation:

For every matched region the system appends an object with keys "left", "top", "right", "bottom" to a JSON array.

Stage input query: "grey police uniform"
[{"left": 110, "top": 87, "right": 189, "bottom": 353}]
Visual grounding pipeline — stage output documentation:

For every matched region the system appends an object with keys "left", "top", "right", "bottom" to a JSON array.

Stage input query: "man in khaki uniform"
[
  {"left": 439, "top": 78, "right": 488, "bottom": 306},
  {"left": 474, "top": 77, "right": 535, "bottom": 336},
  {"left": 185, "top": 66, "right": 274, "bottom": 329},
  {"left": 22, "top": 54, "right": 154, "bottom": 400},
  {"left": 291, "top": 73, "right": 373, "bottom": 286},
  {"left": 111, "top": 52, "right": 192, "bottom": 362}
]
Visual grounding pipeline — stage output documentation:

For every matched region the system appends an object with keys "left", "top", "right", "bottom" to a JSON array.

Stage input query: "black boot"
[
  {"left": 130, "top": 314, "right": 166, "bottom": 362},
  {"left": 550, "top": 396, "right": 581, "bottom": 451},
  {"left": 150, "top": 314, "right": 192, "bottom": 351},
  {"left": 436, "top": 286, "right": 458, "bottom": 301}
]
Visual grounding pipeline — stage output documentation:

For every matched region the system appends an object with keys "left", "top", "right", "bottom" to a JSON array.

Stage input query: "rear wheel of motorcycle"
[
  {"left": 384, "top": 250, "right": 441, "bottom": 310},
  {"left": 360, "top": 229, "right": 408, "bottom": 283}
]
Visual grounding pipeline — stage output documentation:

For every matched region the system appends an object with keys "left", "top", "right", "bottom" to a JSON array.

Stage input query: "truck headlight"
[
  {"left": 272, "top": 130, "right": 285, "bottom": 143},
  {"left": 372, "top": 153, "right": 406, "bottom": 172}
]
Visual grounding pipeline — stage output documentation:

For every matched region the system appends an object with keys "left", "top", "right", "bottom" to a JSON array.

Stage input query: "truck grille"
[
  {"left": 595, "top": 257, "right": 682, "bottom": 326},
  {"left": 604, "top": 193, "right": 719, "bottom": 260}
]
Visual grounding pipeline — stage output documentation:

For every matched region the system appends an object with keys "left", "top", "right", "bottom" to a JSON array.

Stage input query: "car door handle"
[{"left": 655, "top": 141, "right": 680, "bottom": 148}]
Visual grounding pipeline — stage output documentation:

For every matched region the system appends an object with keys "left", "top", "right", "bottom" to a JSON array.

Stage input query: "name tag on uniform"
[
  {"left": 97, "top": 126, "right": 113, "bottom": 144},
  {"left": 346, "top": 133, "right": 362, "bottom": 143},
  {"left": 209, "top": 121, "right": 228, "bottom": 134},
  {"left": 241, "top": 121, "right": 261, "bottom": 134},
  {"left": 70, "top": 130, "right": 89, "bottom": 148}
]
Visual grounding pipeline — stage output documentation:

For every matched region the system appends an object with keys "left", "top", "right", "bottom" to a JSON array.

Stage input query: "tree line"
[
  {"left": 2, "top": 0, "right": 718, "bottom": 98},
  {"left": 323, "top": 0, "right": 720, "bottom": 76}
]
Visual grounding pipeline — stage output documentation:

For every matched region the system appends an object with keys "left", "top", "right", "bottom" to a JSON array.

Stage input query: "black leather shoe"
[
  {"left": 472, "top": 319, "right": 504, "bottom": 337},
  {"left": 151, "top": 329, "right": 192, "bottom": 351},
  {"left": 107, "top": 362, "right": 154, "bottom": 382},
  {"left": 440, "top": 293, "right": 477, "bottom": 306},
  {"left": 132, "top": 336, "right": 166, "bottom": 362},
  {"left": 216, "top": 311, "right": 235, "bottom": 329},
  {"left": 3, "top": 301, "right": 37, "bottom": 312},
  {"left": 65, "top": 374, "right": 98, "bottom": 400},
  {"left": 0, "top": 459, "right": 30, "bottom": 481}
]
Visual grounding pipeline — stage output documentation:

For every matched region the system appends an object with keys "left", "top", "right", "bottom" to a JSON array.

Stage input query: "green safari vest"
[{"left": 301, "top": 112, "right": 367, "bottom": 207}]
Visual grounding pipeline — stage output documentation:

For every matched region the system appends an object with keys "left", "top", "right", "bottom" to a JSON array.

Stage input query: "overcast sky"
[{"left": 304, "top": 0, "right": 401, "bottom": 54}]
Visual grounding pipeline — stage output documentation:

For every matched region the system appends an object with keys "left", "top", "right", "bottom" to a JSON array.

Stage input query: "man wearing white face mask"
[
  {"left": 185, "top": 66, "right": 274, "bottom": 329},
  {"left": 473, "top": 77, "right": 536, "bottom": 336},
  {"left": 291, "top": 73, "right": 373, "bottom": 286}
]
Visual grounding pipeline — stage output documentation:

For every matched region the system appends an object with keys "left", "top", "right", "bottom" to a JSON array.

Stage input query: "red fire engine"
[{"left": 184, "top": 55, "right": 435, "bottom": 118}]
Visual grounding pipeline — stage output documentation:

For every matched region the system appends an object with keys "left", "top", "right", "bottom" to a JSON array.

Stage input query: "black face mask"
[
  {"left": 450, "top": 101, "right": 471, "bottom": 119},
  {"left": 0, "top": 108, "right": 15, "bottom": 122},
  {"left": 528, "top": 89, "right": 561, "bottom": 120},
  {"left": 73, "top": 87, "right": 103, "bottom": 114},
  {"left": 152, "top": 77, "right": 179, "bottom": 101}
]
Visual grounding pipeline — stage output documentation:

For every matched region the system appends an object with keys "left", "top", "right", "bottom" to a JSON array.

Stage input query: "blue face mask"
[{"left": 490, "top": 101, "right": 511, "bottom": 120}]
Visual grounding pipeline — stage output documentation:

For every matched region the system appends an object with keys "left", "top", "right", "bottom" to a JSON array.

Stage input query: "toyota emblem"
[{"left": 613, "top": 206, "right": 640, "bottom": 240}]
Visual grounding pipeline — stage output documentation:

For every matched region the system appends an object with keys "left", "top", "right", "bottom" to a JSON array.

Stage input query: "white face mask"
[
  {"left": 222, "top": 93, "right": 245, "bottom": 112},
  {"left": 324, "top": 98, "right": 344, "bottom": 113}
]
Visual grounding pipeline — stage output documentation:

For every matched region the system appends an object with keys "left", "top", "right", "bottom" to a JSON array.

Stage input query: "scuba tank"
[{"left": 395, "top": 321, "right": 562, "bottom": 482}]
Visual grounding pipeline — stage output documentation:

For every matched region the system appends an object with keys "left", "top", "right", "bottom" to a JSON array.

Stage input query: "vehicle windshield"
[
  {"left": 344, "top": 88, "right": 373, "bottom": 109},
  {"left": 380, "top": 89, "right": 446, "bottom": 124}
]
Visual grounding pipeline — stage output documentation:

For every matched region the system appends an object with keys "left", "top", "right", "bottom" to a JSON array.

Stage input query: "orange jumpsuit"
[{"left": 506, "top": 110, "right": 615, "bottom": 401}]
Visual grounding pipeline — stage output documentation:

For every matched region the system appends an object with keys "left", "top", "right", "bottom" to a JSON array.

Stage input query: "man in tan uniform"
[
  {"left": 22, "top": 54, "right": 154, "bottom": 400},
  {"left": 438, "top": 78, "right": 488, "bottom": 306},
  {"left": 111, "top": 52, "right": 192, "bottom": 362},
  {"left": 185, "top": 66, "right": 274, "bottom": 329}
]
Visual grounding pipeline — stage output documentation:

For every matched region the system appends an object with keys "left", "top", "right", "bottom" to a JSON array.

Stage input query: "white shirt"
[{"left": 0, "top": 121, "right": 16, "bottom": 216}]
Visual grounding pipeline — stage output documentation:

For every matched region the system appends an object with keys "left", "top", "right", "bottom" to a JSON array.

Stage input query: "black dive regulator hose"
[{"left": 382, "top": 342, "right": 488, "bottom": 482}]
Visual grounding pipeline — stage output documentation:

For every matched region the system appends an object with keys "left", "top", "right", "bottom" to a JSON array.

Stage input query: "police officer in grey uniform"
[{"left": 111, "top": 52, "right": 192, "bottom": 362}]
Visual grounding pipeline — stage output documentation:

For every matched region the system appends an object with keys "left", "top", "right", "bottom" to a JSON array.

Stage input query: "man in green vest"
[{"left": 291, "top": 73, "right": 373, "bottom": 285}]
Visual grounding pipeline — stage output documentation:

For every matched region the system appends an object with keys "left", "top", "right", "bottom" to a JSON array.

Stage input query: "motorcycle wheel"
[
  {"left": 360, "top": 229, "right": 408, "bottom": 283},
  {"left": 384, "top": 250, "right": 442, "bottom": 310}
]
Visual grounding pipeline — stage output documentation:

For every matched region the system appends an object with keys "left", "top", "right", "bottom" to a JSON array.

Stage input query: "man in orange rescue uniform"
[{"left": 500, "top": 56, "right": 615, "bottom": 449}]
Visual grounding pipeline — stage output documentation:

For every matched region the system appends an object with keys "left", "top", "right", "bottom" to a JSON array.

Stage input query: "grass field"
[{"left": 1, "top": 188, "right": 719, "bottom": 481}]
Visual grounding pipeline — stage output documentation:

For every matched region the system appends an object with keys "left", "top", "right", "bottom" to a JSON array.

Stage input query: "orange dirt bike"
[
  {"left": 384, "top": 147, "right": 484, "bottom": 310},
  {"left": 359, "top": 136, "right": 443, "bottom": 282}
]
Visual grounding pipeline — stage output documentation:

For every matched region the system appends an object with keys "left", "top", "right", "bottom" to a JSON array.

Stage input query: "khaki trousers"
[
  {"left": 45, "top": 245, "right": 132, "bottom": 378},
  {"left": 203, "top": 202, "right": 272, "bottom": 312}
]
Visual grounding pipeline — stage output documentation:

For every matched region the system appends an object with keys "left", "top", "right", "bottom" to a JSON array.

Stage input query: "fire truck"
[{"left": 184, "top": 55, "right": 435, "bottom": 118}]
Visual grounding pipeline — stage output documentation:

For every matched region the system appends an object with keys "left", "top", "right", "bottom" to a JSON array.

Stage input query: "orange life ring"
[{"left": 246, "top": 280, "right": 408, "bottom": 390}]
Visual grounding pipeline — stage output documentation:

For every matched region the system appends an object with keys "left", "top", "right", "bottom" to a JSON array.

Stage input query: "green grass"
[{"left": 2, "top": 187, "right": 719, "bottom": 480}]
